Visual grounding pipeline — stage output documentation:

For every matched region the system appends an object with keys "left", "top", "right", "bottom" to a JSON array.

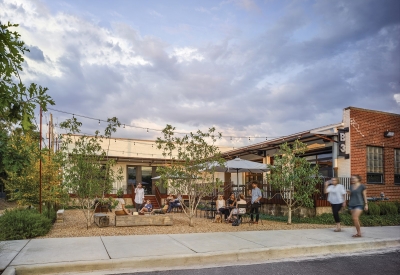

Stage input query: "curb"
[{"left": 3, "top": 238, "right": 400, "bottom": 275}]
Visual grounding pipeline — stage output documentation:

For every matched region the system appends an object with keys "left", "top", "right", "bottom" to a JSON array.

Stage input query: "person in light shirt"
[
  {"left": 324, "top": 177, "right": 346, "bottom": 232},
  {"left": 134, "top": 183, "right": 145, "bottom": 212}
]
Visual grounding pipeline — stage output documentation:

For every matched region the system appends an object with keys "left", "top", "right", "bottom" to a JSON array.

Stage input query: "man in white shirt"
[{"left": 134, "top": 183, "right": 145, "bottom": 212}]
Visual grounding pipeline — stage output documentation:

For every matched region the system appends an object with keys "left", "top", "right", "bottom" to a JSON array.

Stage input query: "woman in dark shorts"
[{"left": 348, "top": 175, "right": 368, "bottom": 237}]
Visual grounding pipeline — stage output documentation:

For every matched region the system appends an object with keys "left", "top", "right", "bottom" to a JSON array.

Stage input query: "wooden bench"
[
  {"left": 56, "top": 209, "right": 64, "bottom": 223},
  {"left": 115, "top": 214, "right": 173, "bottom": 227}
]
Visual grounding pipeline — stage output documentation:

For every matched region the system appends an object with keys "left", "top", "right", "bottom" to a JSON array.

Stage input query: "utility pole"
[
  {"left": 50, "top": 113, "right": 54, "bottom": 152},
  {"left": 39, "top": 107, "right": 42, "bottom": 214}
]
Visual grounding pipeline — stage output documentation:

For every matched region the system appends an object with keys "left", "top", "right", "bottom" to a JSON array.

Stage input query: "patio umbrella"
[{"left": 212, "top": 157, "right": 270, "bottom": 195}]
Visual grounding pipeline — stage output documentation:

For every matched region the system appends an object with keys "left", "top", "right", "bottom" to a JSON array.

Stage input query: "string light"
[{"left": 48, "top": 107, "right": 282, "bottom": 141}]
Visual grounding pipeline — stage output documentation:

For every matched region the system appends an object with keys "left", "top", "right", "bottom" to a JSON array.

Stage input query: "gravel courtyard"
[{"left": 40, "top": 209, "right": 337, "bottom": 238}]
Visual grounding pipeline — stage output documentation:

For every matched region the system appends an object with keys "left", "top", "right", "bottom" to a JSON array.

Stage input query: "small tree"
[
  {"left": 1, "top": 128, "right": 67, "bottom": 210},
  {"left": 156, "top": 125, "right": 225, "bottom": 227},
  {"left": 267, "top": 140, "right": 320, "bottom": 224},
  {"left": 59, "top": 117, "right": 122, "bottom": 229}
]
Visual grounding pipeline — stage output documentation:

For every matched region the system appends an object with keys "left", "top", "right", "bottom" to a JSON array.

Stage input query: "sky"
[{"left": 1, "top": 0, "right": 399, "bottom": 148}]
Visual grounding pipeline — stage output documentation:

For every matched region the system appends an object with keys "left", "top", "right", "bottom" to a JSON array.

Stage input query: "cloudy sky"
[{"left": 1, "top": 0, "right": 399, "bottom": 147}]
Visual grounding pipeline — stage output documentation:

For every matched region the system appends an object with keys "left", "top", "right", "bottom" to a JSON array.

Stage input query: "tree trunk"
[
  {"left": 189, "top": 216, "right": 194, "bottom": 227},
  {"left": 287, "top": 205, "right": 292, "bottom": 225}
]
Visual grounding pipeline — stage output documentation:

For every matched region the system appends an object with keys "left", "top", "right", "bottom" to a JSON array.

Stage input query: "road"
[{"left": 110, "top": 250, "right": 400, "bottom": 275}]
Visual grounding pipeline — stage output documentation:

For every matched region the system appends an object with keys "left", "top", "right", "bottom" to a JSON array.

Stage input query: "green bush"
[
  {"left": 261, "top": 212, "right": 400, "bottom": 227},
  {"left": 0, "top": 208, "right": 52, "bottom": 241},
  {"left": 42, "top": 206, "right": 57, "bottom": 222},
  {"left": 379, "top": 202, "right": 398, "bottom": 215},
  {"left": 394, "top": 201, "right": 400, "bottom": 214},
  {"left": 368, "top": 202, "right": 380, "bottom": 216}
]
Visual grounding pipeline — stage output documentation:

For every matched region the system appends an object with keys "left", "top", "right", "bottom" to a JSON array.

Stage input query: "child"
[{"left": 139, "top": 199, "right": 153, "bottom": 214}]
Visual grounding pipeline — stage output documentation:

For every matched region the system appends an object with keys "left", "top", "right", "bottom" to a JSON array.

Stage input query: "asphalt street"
[{"left": 110, "top": 250, "right": 400, "bottom": 275}]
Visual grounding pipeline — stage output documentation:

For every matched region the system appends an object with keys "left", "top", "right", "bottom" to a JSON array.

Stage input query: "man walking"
[
  {"left": 134, "top": 183, "right": 145, "bottom": 212},
  {"left": 250, "top": 181, "right": 262, "bottom": 224}
]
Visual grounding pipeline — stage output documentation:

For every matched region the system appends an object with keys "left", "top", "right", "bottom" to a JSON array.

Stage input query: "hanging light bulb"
[
  {"left": 114, "top": 139, "right": 116, "bottom": 142},
  {"left": 265, "top": 137, "right": 268, "bottom": 140},
  {"left": 248, "top": 137, "right": 250, "bottom": 141},
  {"left": 98, "top": 120, "right": 100, "bottom": 125},
  {"left": 134, "top": 142, "right": 135, "bottom": 145},
  {"left": 147, "top": 128, "right": 149, "bottom": 132},
  {"left": 72, "top": 114, "right": 75, "bottom": 119},
  {"left": 230, "top": 136, "right": 232, "bottom": 141},
  {"left": 123, "top": 124, "right": 125, "bottom": 128}
]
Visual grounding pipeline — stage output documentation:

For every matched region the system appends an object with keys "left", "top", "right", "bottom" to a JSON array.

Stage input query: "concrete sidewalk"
[{"left": 1, "top": 226, "right": 399, "bottom": 275}]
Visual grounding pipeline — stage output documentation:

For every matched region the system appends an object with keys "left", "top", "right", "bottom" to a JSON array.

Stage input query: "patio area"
[{"left": 39, "top": 209, "right": 336, "bottom": 239}]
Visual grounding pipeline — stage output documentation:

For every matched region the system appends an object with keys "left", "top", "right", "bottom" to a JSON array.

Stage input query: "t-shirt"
[
  {"left": 326, "top": 184, "right": 346, "bottom": 204},
  {"left": 251, "top": 187, "right": 262, "bottom": 204},
  {"left": 227, "top": 198, "right": 235, "bottom": 207},
  {"left": 348, "top": 184, "right": 366, "bottom": 207},
  {"left": 115, "top": 198, "right": 125, "bottom": 211},
  {"left": 216, "top": 200, "right": 225, "bottom": 209},
  {"left": 144, "top": 203, "right": 152, "bottom": 211},
  {"left": 135, "top": 188, "right": 144, "bottom": 204}
]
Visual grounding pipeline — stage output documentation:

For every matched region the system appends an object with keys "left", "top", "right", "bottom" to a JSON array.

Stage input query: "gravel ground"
[{"left": 39, "top": 209, "right": 339, "bottom": 238}]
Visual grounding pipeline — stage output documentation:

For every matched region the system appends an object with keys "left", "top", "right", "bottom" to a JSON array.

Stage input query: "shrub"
[
  {"left": 262, "top": 212, "right": 400, "bottom": 227},
  {"left": 394, "top": 201, "right": 400, "bottom": 214},
  {"left": 0, "top": 208, "right": 52, "bottom": 241},
  {"left": 379, "top": 202, "right": 398, "bottom": 215},
  {"left": 42, "top": 206, "right": 57, "bottom": 222},
  {"left": 368, "top": 202, "right": 380, "bottom": 216}
]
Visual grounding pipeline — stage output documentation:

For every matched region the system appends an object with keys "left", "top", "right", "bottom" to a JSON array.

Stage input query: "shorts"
[{"left": 348, "top": 205, "right": 364, "bottom": 211}]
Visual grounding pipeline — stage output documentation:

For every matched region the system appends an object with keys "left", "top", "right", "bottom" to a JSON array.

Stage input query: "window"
[
  {"left": 127, "top": 166, "right": 137, "bottom": 194},
  {"left": 142, "top": 167, "right": 153, "bottom": 195},
  {"left": 395, "top": 149, "right": 400, "bottom": 184},
  {"left": 367, "top": 146, "right": 383, "bottom": 184}
]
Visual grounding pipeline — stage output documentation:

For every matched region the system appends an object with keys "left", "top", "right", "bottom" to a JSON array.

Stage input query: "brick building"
[
  {"left": 221, "top": 107, "right": 400, "bottom": 201},
  {"left": 345, "top": 107, "right": 400, "bottom": 199}
]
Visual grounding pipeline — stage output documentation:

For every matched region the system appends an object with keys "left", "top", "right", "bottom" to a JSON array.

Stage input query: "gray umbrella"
[{"left": 212, "top": 157, "right": 270, "bottom": 195}]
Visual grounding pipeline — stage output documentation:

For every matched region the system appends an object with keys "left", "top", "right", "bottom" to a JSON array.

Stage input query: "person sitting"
[
  {"left": 216, "top": 195, "right": 229, "bottom": 220},
  {"left": 151, "top": 204, "right": 169, "bottom": 215},
  {"left": 139, "top": 199, "right": 153, "bottom": 214},
  {"left": 226, "top": 194, "right": 246, "bottom": 222},
  {"left": 167, "top": 194, "right": 182, "bottom": 213},
  {"left": 114, "top": 195, "right": 130, "bottom": 215}
]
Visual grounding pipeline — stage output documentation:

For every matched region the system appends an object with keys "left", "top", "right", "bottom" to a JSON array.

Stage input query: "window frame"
[
  {"left": 395, "top": 149, "right": 400, "bottom": 185},
  {"left": 366, "top": 146, "right": 384, "bottom": 184}
]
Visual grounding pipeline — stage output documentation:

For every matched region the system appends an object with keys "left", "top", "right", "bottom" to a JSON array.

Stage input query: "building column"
[{"left": 332, "top": 135, "right": 338, "bottom": 177}]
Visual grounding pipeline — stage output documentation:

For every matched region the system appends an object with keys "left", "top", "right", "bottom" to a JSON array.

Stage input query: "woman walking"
[
  {"left": 348, "top": 175, "right": 368, "bottom": 237},
  {"left": 324, "top": 177, "right": 346, "bottom": 232}
]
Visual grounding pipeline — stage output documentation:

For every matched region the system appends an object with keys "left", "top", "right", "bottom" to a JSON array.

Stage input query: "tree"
[
  {"left": 267, "top": 140, "right": 320, "bottom": 224},
  {"left": 0, "top": 22, "right": 54, "bottom": 130},
  {"left": 1, "top": 128, "right": 67, "bottom": 211},
  {"left": 156, "top": 125, "right": 225, "bottom": 227},
  {"left": 59, "top": 117, "right": 122, "bottom": 229}
]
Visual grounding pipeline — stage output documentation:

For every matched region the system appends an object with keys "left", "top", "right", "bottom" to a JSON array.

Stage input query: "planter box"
[{"left": 115, "top": 215, "right": 173, "bottom": 227}]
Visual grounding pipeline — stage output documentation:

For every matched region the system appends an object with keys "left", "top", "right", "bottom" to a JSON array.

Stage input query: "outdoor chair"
[{"left": 231, "top": 203, "right": 250, "bottom": 225}]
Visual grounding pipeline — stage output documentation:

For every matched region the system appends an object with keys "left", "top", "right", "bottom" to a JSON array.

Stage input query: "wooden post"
[{"left": 39, "top": 107, "right": 42, "bottom": 214}]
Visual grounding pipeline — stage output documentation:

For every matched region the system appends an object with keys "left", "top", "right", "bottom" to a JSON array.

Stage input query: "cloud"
[
  {"left": 1, "top": 0, "right": 399, "bottom": 147},
  {"left": 26, "top": 45, "right": 45, "bottom": 62}
]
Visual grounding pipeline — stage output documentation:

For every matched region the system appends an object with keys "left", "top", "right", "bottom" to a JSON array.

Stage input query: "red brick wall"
[{"left": 349, "top": 107, "right": 400, "bottom": 200}]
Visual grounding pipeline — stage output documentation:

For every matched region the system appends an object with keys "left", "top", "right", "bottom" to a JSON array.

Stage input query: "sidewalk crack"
[{"left": 100, "top": 236, "right": 111, "bottom": 259}]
